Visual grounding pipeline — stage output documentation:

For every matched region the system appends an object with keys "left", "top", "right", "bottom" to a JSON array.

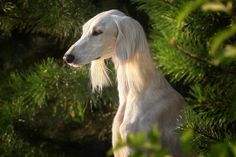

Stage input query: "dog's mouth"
[
  {"left": 68, "top": 63, "right": 82, "bottom": 68},
  {"left": 67, "top": 53, "right": 112, "bottom": 68},
  {"left": 68, "top": 56, "right": 102, "bottom": 68},
  {"left": 95, "top": 56, "right": 101, "bottom": 60}
]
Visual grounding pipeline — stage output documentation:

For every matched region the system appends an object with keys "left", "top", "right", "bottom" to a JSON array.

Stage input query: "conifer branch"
[
  {"left": 169, "top": 39, "right": 215, "bottom": 66},
  {"left": 170, "top": 40, "right": 236, "bottom": 74},
  {"left": 176, "top": 44, "right": 210, "bottom": 64},
  {"left": 194, "top": 128, "right": 220, "bottom": 141}
]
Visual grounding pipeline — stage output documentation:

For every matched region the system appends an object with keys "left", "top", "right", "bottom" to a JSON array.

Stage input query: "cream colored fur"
[{"left": 64, "top": 9, "right": 186, "bottom": 157}]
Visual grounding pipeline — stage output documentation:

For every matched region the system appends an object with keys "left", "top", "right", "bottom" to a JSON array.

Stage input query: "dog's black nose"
[{"left": 63, "top": 54, "right": 75, "bottom": 63}]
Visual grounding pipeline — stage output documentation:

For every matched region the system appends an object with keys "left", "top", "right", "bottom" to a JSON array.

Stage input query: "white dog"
[{"left": 63, "top": 10, "right": 185, "bottom": 157}]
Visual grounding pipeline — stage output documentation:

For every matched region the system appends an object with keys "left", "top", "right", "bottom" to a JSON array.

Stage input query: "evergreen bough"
[
  {"left": 0, "top": 58, "right": 117, "bottom": 156},
  {"left": 0, "top": 0, "right": 96, "bottom": 40}
]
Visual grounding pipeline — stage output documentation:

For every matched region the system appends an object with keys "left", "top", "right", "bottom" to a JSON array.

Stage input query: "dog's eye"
[{"left": 92, "top": 30, "right": 103, "bottom": 36}]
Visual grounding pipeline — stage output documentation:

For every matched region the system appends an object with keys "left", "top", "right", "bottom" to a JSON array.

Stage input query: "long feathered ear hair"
[
  {"left": 114, "top": 16, "right": 150, "bottom": 62},
  {"left": 114, "top": 16, "right": 156, "bottom": 92}
]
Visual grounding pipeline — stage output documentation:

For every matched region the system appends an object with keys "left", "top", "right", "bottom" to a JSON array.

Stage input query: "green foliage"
[
  {"left": 0, "top": 58, "right": 118, "bottom": 156},
  {"left": 136, "top": 0, "right": 235, "bottom": 83},
  {"left": 177, "top": 0, "right": 206, "bottom": 28},
  {"left": 209, "top": 141, "right": 236, "bottom": 157},
  {"left": 0, "top": 0, "right": 96, "bottom": 40},
  {"left": 4, "top": 58, "right": 89, "bottom": 121},
  {"left": 114, "top": 127, "right": 193, "bottom": 157},
  {"left": 210, "top": 24, "right": 236, "bottom": 55},
  {"left": 135, "top": 0, "right": 207, "bottom": 83},
  {"left": 118, "top": 127, "right": 169, "bottom": 157},
  {"left": 176, "top": 0, "right": 236, "bottom": 66},
  {"left": 180, "top": 129, "right": 194, "bottom": 156},
  {"left": 119, "top": 126, "right": 236, "bottom": 157},
  {"left": 0, "top": 123, "right": 45, "bottom": 157},
  {"left": 0, "top": 0, "right": 97, "bottom": 74}
]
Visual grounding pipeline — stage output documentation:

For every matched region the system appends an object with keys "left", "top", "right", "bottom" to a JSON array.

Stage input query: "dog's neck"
[{"left": 113, "top": 52, "right": 157, "bottom": 96}]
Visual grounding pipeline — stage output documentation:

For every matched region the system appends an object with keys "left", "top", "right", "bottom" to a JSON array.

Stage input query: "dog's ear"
[{"left": 114, "top": 17, "right": 148, "bottom": 62}]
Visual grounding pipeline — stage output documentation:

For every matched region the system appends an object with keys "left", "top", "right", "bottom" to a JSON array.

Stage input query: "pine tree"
[{"left": 129, "top": 0, "right": 236, "bottom": 156}]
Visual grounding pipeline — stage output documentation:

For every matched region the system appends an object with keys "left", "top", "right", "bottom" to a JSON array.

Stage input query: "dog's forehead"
[
  {"left": 82, "top": 10, "right": 126, "bottom": 31},
  {"left": 82, "top": 15, "right": 112, "bottom": 32},
  {"left": 92, "top": 16, "right": 113, "bottom": 27}
]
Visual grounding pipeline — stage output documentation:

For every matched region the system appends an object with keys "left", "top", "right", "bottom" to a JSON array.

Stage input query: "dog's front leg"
[
  {"left": 117, "top": 121, "right": 137, "bottom": 157},
  {"left": 112, "top": 103, "right": 126, "bottom": 157}
]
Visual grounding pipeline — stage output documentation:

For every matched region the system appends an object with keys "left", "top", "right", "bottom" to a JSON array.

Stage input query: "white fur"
[
  {"left": 64, "top": 9, "right": 186, "bottom": 157},
  {"left": 90, "top": 59, "right": 111, "bottom": 91}
]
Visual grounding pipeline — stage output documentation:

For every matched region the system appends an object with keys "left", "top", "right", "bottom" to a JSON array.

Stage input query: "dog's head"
[
  {"left": 63, "top": 9, "right": 149, "bottom": 91},
  {"left": 63, "top": 9, "right": 147, "bottom": 66}
]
